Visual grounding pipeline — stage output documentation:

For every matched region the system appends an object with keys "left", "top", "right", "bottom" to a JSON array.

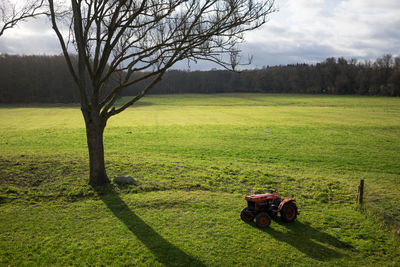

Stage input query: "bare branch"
[
  {"left": 0, "top": 0, "right": 47, "bottom": 36},
  {"left": 48, "top": 0, "right": 89, "bottom": 109}
]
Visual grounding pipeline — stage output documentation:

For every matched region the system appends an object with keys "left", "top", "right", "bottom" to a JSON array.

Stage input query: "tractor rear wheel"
[
  {"left": 280, "top": 202, "right": 298, "bottom": 222},
  {"left": 240, "top": 207, "right": 254, "bottom": 222},
  {"left": 255, "top": 212, "right": 271, "bottom": 228}
]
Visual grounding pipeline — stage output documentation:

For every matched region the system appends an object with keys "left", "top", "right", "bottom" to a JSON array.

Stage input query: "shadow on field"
[
  {"left": 258, "top": 221, "right": 353, "bottom": 260},
  {"left": 93, "top": 186, "right": 205, "bottom": 267}
]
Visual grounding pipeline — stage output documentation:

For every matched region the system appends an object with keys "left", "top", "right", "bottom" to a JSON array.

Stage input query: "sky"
[{"left": 0, "top": 0, "right": 399, "bottom": 70}]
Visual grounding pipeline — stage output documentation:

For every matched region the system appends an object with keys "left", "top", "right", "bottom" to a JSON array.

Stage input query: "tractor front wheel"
[
  {"left": 240, "top": 207, "right": 254, "bottom": 222},
  {"left": 255, "top": 212, "right": 271, "bottom": 228},
  {"left": 280, "top": 202, "right": 298, "bottom": 222}
]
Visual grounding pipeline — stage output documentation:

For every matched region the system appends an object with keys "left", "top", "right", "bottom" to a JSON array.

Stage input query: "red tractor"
[{"left": 240, "top": 190, "right": 299, "bottom": 228}]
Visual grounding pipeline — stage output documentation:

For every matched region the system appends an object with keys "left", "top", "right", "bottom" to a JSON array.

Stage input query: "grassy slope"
[{"left": 0, "top": 94, "right": 399, "bottom": 266}]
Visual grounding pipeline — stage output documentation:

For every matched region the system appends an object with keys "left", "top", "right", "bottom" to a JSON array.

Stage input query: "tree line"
[{"left": 1, "top": 53, "right": 399, "bottom": 103}]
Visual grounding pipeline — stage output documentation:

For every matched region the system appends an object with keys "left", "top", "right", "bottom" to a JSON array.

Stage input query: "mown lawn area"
[{"left": 1, "top": 94, "right": 399, "bottom": 266}]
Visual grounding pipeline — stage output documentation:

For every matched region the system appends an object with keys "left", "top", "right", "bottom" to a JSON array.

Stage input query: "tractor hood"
[{"left": 245, "top": 193, "right": 281, "bottom": 202}]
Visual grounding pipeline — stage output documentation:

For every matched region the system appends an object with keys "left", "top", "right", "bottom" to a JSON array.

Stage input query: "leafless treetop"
[{"left": 47, "top": 0, "right": 275, "bottom": 119}]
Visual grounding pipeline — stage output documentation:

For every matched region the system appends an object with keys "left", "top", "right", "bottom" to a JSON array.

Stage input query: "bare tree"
[
  {"left": 0, "top": 0, "right": 47, "bottom": 36},
  {"left": 45, "top": 0, "right": 275, "bottom": 185}
]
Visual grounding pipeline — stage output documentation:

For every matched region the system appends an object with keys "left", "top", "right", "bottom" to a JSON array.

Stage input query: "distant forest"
[{"left": 0, "top": 54, "right": 399, "bottom": 103}]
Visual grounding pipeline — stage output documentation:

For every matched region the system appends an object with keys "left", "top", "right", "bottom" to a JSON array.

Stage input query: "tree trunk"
[{"left": 84, "top": 113, "right": 110, "bottom": 185}]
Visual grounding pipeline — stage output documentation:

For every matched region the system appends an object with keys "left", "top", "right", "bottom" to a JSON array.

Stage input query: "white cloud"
[
  {"left": 243, "top": 0, "right": 400, "bottom": 66},
  {"left": 0, "top": 16, "right": 61, "bottom": 55}
]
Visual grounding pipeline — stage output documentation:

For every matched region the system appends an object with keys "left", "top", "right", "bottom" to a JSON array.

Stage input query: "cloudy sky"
[{"left": 0, "top": 0, "right": 399, "bottom": 70}]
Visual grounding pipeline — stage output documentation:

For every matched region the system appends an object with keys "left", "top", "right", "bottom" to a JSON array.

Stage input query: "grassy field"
[{"left": 1, "top": 94, "right": 399, "bottom": 266}]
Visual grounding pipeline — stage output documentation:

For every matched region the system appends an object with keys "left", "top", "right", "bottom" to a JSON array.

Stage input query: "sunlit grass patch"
[{"left": 1, "top": 94, "right": 400, "bottom": 265}]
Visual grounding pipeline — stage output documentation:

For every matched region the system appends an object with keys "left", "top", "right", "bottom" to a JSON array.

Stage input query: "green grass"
[{"left": 1, "top": 94, "right": 400, "bottom": 266}]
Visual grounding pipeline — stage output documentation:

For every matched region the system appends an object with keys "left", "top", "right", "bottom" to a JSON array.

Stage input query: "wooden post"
[{"left": 357, "top": 178, "right": 364, "bottom": 204}]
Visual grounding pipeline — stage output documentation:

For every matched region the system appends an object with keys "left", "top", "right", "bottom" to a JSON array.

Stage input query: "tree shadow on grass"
[
  {"left": 93, "top": 186, "right": 205, "bottom": 267},
  {"left": 252, "top": 220, "right": 353, "bottom": 261}
]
